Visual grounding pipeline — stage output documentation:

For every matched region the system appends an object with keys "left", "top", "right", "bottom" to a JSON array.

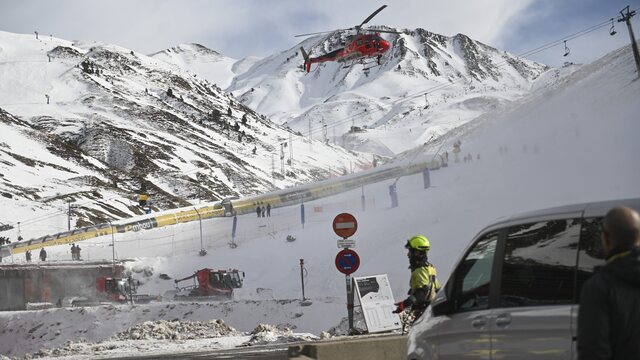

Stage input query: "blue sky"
[{"left": 0, "top": 0, "right": 637, "bottom": 67}]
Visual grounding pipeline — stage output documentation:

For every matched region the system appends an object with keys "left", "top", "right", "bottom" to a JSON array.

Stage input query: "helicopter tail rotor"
[{"left": 300, "top": 47, "right": 311, "bottom": 73}]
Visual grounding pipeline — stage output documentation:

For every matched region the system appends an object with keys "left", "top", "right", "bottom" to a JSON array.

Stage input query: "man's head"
[
  {"left": 406, "top": 235, "right": 430, "bottom": 262},
  {"left": 601, "top": 206, "right": 640, "bottom": 256}
]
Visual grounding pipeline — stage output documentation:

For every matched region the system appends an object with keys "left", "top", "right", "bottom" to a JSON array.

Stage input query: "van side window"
[
  {"left": 576, "top": 217, "right": 606, "bottom": 302},
  {"left": 499, "top": 219, "right": 581, "bottom": 307},
  {"left": 452, "top": 231, "right": 499, "bottom": 312}
]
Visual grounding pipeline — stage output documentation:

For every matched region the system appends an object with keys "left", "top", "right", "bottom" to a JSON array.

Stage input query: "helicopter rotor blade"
[
  {"left": 295, "top": 5, "right": 389, "bottom": 38},
  {"left": 294, "top": 30, "right": 337, "bottom": 38},
  {"left": 360, "top": 5, "right": 388, "bottom": 28},
  {"left": 367, "top": 29, "right": 402, "bottom": 34},
  {"left": 375, "top": 30, "right": 402, "bottom": 35}
]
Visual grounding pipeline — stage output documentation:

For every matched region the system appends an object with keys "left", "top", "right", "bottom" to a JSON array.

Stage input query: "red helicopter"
[{"left": 296, "top": 5, "right": 399, "bottom": 73}]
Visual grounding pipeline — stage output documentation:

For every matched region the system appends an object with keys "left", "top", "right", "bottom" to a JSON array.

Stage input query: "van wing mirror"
[{"left": 431, "top": 297, "right": 452, "bottom": 316}]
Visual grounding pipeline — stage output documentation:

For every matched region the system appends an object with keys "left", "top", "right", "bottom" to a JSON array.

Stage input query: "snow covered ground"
[{"left": 1, "top": 45, "right": 639, "bottom": 359}]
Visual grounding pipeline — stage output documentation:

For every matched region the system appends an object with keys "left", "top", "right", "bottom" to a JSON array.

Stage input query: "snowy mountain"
[
  {"left": 149, "top": 43, "right": 253, "bottom": 89},
  {"left": 0, "top": 31, "right": 372, "bottom": 238},
  {"left": 225, "top": 28, "right": 550, "bottom": 156},
  {"left": 1, "top": 42, "right": 638, "bottom": 359}
]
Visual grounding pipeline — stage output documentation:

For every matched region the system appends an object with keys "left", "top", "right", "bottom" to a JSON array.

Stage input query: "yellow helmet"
[{"left": 405, "top": 235, "right": 430, "bottom": 252}]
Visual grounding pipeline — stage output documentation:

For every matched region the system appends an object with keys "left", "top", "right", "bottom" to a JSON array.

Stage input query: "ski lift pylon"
[{"left": 563, "top": 40, "right": 570, "bottom": 57}]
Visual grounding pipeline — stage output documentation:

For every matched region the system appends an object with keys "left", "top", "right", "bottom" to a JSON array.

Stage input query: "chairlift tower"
[
  {"left": 67, "top": 201, "right": 77, "bottom": 231},
  {"left": 280, "top": 143, "right": 285, "bottom": 175},
  {"left": 618, "top": 6, "right": 640, "bottom": 76},
  {"left": 308, "top": 118, "right": 312, "bottom": 151},
  {"left": 322, "top": 119, "right": 328, "bottom": 144},
  {"left": 289, "top": 133, "right": 293, "bottom": 168},
  {"left": 271, "top": 154, "right": 275, "bottom": 189}
]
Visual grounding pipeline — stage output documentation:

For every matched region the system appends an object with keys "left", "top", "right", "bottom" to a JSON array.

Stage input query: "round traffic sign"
[
  {"left": 335, "top": 248, "right": 360, "bottom": 275},
  {"left": 332, "top": 213, "right": 358, "bottom": 239}
]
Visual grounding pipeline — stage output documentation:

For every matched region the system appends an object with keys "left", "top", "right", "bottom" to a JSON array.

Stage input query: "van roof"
[{"left": 481, "top": 197, "right": 640, "bottom": 234}]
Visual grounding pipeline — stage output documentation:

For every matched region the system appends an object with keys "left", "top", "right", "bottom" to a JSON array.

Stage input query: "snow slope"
[
  {"left": 149, "top": 43, "right": 244, "bottom": 89},
  {"left": 1, "top": 43, "right": 638, "bottom": 358}
]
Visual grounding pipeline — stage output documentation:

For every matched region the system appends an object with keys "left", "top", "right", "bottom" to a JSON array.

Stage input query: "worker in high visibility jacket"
[
  {"left": 138, "top": 193, "right": 149, "bottom": 207},
  {"left": 393, "top": 234, "right": 440, "bottom": 320}
]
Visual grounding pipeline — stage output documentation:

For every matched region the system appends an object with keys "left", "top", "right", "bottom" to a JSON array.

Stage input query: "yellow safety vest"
[{"left": 410, "top": 264, "right": 440, "bottom": 301}]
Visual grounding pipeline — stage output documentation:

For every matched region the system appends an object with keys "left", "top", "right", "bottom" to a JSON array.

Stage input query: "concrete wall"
[{"left": 289, "top": 335, "right": 407, "bottom": 360}]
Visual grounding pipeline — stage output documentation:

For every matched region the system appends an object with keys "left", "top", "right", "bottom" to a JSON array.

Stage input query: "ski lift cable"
[{"left": 516, "top": 20, "right": 612, "bottom": 58}]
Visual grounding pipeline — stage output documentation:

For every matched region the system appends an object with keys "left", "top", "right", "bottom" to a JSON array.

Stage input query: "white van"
[{"left": 407, "top": 198, "right": 640, "bottom": 360}]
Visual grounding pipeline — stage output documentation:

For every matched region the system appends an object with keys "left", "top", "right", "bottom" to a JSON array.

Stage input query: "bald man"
[{"left": 578, "top": 206, "right": 640, "bottom": 360}]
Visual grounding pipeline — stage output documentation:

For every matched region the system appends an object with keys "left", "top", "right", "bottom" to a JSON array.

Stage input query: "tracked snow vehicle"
[
  {"left": 171, "top": 268, "right": 244, "bottom": 301},
  {"left": 72, "top": 276, "right": 159, "bottom": 306}
]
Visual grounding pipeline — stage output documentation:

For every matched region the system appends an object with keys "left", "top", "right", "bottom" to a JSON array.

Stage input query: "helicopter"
[{"left": 296, "top": 5, "right": 399, "bottom": 73}]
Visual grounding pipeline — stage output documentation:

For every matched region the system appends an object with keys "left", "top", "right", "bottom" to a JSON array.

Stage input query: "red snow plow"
[{"left": 171, "top": 268, "right": 244, "bottom": 301}]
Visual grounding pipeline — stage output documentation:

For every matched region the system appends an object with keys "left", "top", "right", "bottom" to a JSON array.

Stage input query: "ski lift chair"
[{"left": 609, "top": 18, "right": 617, "bottom": 36}]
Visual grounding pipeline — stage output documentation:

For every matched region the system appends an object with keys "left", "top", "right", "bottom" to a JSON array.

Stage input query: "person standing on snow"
[
  {"left": 578, "top": 206, "right": 640, "bottom": 360},
  {"left": 39, "top": 247, "right": 47, "bottom": 261},
  {"left": 393, "top": 235, "right": 440, "bottom": 321}
]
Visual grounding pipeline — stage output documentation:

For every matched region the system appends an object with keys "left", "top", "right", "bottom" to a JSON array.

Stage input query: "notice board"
[{"left": 353, "top": 274, "right": 401, "bottom": 333}]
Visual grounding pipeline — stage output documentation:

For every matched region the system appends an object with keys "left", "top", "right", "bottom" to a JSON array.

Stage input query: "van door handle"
[
  {"left": 495, "top": 313, "right": 511, "bottom": 327},
  {"left": 471, "top": 316, "right": 486, "bottom": 329}
]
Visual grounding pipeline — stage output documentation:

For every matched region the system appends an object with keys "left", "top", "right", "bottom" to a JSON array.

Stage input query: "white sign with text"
[{"left": 353, "top": 274, "right": 401, "bottom": 333}]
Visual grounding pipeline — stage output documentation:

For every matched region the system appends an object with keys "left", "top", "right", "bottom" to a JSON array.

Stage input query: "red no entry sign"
[
  {"left": 333, "top": 213, "right": 358, "bottom": 239},
  {"left": 335, "top": 248, "right": 360, "bottom": 275}
]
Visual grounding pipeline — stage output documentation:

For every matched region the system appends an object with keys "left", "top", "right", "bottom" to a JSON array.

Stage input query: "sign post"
[
  {"left": 333, "top": 213, "right": 359, "bottom": 333},
  {"left": 299, "top": 259, "right": 305, "bottom": 300},
  {"left": 230, "top": 215, "right": 238, "bottom": 248},
  {"left": 347, "top": 274, "right": 354, "bottom": 329},
  {"left": 335, "top": 248, "right": 360, "bottom": 331}
]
